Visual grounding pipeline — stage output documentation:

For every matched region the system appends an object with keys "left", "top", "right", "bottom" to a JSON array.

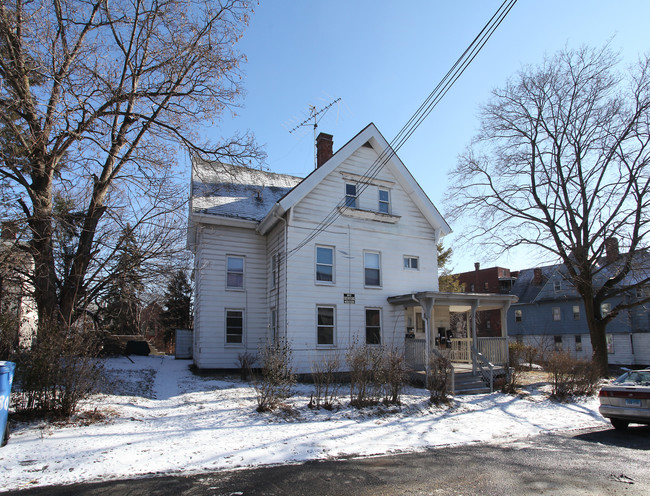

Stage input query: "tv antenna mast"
[{"left": 289, "top": 98, "right": 341, "bottom": 168}]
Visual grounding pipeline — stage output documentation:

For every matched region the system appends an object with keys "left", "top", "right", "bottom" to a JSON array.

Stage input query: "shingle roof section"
[
  {"left": 191, "top": 161, "right": 303, "bottom": 222},
  {"left": 510, "top": 265, "right": 557, "bottom": 304}
]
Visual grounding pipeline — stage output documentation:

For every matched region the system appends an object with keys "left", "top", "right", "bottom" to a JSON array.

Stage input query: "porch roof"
[{"left": 387, "top": 291, "right": 518, "bottom": 312}]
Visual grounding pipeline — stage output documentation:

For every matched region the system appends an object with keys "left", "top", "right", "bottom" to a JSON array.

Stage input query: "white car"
[{"left": 598, "top": 369, "right": 650, "bottom": 430}]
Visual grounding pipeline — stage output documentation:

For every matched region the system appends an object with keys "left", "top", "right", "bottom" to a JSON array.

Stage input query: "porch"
[{"left": 388, "top": 291, "right": 518, "bottom": 393}]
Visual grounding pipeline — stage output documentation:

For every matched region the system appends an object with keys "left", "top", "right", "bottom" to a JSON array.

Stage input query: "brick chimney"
[
  {"left": 605, "top": 237, "right": 619, "bottom": 263},
  {"left": 532, "top": 268, "right": 543, "bottom": 285},
  {"left": 316, "top": 132, "right": 333, "bottom": 168}
]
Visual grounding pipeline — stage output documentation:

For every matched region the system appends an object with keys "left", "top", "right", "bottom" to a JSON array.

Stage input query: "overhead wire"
[{"left": 287, "top": 0, "right": 518, "bottom": 259}]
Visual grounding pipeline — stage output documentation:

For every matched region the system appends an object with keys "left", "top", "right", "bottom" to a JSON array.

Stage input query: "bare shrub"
[
  {"left": 253, "top": 338, "right": 296, "bottom": 412},
  {"left": 380, "top": 347, "right": 408, "bottom": 405},
  {"left": 346, "top": 338, "right": 383, "bottom": 408},
  {"left": 309, "top": 353, "right": 341, "bottom": 410},
  {"left": 503, "top": 342, "right": 534, "bottom": 393},
  {"left": 427, "top": 353, "right": 453, "bottom": 405},
  {"left": 238, "top": 351, "right": 256, "bottom": 381},
  {"left": 546, "top": 351, "right": 600, "bottom": 399},
  {"left": 12, "top": 325, "right": 104, "bottom": 418}
]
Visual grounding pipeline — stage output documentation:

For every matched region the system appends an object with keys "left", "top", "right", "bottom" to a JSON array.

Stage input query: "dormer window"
[
  {"left": 378, "top": 189, "right": 390, "bottom": 213},
  {"left": 345, "top": 183, "right": 357, "bottom": 208}
]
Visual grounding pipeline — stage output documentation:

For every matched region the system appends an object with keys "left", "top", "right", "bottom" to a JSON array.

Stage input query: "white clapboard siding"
[
  {"left": 285, "top": 145, "right": 440, "bottom": 372},
  {"left": 193, "top": 224, "right": 269, "bottom": 369}
]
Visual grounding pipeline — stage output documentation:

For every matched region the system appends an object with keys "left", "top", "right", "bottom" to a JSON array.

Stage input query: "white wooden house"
[{"left": 188, "top": 123, "right": 516, "bottom": 378}]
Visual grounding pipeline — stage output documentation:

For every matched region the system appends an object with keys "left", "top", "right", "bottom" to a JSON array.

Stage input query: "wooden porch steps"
[{"left": 453, "top": 370, "right": 491, "bottom": 395}]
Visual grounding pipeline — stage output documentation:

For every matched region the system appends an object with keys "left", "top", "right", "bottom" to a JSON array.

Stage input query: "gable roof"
[
  {"left": 258, "top": 122, "right": 452, "bottom": 236},
  {"left": 510, "top": 265, "right": 558, "bottom": 304},
  {"left": 190, "top": 161, "right": 302, "bottom": 222}
]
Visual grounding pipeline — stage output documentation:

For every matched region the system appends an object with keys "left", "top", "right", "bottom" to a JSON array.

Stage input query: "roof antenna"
[{"left": 290, "top": 98, "right": 341, "bottom": 168}]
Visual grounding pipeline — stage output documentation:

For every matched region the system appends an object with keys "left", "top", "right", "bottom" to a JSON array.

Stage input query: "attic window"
[{"left": 345, "top": 183, "right": 358, "bottom": 208}]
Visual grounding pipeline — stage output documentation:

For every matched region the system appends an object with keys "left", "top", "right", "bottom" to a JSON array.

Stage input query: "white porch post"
[
  {"left": 501, "top": 302, "right": 511, "bottom": 366},
  {"left": 471, "top": 300, "right": 478, "bottom": 374},
  {"left": 417, "top": 295, "right": 435, "bottom": 381}
]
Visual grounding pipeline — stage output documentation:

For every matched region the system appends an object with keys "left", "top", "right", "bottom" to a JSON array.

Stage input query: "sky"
[{"left": 208, "top": 0, "right": 650, "bottom": 273}]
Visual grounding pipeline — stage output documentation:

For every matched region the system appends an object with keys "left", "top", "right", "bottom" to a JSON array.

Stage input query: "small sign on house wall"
[{"left": 344, "top": 293, "right": 355, "bottom": 304}]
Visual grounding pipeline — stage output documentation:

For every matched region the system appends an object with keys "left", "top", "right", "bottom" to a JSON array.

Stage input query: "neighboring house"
[
  {"left": 506, "top": 246, "right": 650, "bottom": 366},
  {"left": 0, "top": 222, "right": 37, "bottom": 354},
  {"left": 455, "top": 263, "right": 517, "bottom": 338},
  {"left": 188, "top": 123, "right": 516, "bottom": 374}
]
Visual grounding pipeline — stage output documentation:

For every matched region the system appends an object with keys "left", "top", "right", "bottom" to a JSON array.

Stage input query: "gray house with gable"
[{"left": 508, "top": 251, "right": 650, "bottom": 366}]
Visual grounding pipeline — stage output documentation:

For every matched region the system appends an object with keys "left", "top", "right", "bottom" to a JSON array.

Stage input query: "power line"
[{"left": 287, "top": 0, "right": 518, "bottom": 258}]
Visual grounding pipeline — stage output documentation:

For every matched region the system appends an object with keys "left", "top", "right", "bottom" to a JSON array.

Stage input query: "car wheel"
[{"left": 610, "top": 418, "right": 629, "bottom": 431}]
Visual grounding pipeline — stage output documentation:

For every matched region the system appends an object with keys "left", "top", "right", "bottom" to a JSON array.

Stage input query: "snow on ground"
[{"left": 0, "top": 356, "right": 608, "bottom": 491}]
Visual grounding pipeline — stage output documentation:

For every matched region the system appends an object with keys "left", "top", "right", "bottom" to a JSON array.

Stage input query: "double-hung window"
[
  {"left": 317, "top": 306, "right": 335, "bottom": 346},
  {"left": 226, "top": 256, "right": 244, "bottom": 289},
  {"left": 316, "top": 246, "right": 334, "bottom": 283},
  {"left": 552, "top": 307, "right": 561, "bottom": 321},
  {"left": 364, "top": 251, "right": 381, "bottom": 287},
  {"left": 378, "top": 189, "right": 390, "bottom": 213},
  {"left": 225, "top": 309, "right": 244, "bottom": 344},
  {"left": 366, "top": 308, "right": 381, "bottom": 345},
  {"left": 345, "top": 183, "right": 358, "bottom": 208},
  {"left": 515, "top": 309, "right": 522, "bottom": 322},
  {"left": 573, "top": 305, "right": 580, "bottom": 320}
]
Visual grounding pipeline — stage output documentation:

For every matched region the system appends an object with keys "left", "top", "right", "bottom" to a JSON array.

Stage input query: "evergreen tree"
[
  {"left": 103, "top": 226, "right": 144, "bottom": 335},
  {"left": 161, "top": 269, "right": 192, "bottom": 346}
]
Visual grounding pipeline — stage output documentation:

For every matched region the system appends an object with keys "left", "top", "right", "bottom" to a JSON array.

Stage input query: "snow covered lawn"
[{"left": 0, "top": 355, "right": 608, "bottom": 491}]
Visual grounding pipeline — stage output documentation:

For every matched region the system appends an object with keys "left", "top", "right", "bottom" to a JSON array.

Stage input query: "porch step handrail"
[{"left": 471, "top": 345, "right": 494, "bottom": 393}]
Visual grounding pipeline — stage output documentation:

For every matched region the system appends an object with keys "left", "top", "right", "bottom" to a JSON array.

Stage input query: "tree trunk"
[{"left": 585, "top": 305, "right": 610, "bottom": 377}]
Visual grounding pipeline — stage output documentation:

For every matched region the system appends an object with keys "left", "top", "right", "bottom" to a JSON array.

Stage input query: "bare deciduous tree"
[
  {"left": 446, "top": 46, "right": 650, "bottom": 375},
  {"left": 0, "top": 0, "right": 263, "bottom": 333}
]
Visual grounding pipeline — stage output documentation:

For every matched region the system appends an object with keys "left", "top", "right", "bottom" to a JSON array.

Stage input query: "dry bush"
[
  {"left": 380, "top": 347, "right": 408, "bottom": 405},
  {"left": 309, "top": 353, "right": 341, "bottom": 410},
  {"left": 12, "top": 326, "right": 104, "bottom": 418},
  {"left": 346, "top": 338, "right": 383, "bottom": 408},
  {"left": 545, "top": 351, "right": 600, "bottom": 399},
  {"left": 253, "top": 338, "right": 296, "bottom": 412},
  {"left": 237, "top": 351, "right": 256, "bottom": 381},
  {"left": 503, "top": 342, "right": 537, "bottom": 393},
  {"left": 427, "top": 353, "right": 453, "bottom": 405},
  {"left": 0, "top": 312, "right": 19, "bottom": 361}
]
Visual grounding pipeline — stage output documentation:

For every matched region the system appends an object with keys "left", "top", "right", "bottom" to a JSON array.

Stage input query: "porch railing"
[
  {"left": 471, "top": 345, "right": 494, "bottom": 392},
  {"left": 449, "top": 338, "right": 472, "bottom": 363},
  {"left": 476, "top": 337, "right": 508, "bottom": 365},
  {"left": 404, "top": 339, "right": 426, "bottom": 370}
]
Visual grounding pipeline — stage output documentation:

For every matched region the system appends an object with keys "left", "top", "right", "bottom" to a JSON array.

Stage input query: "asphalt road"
[{"left": 5, "top": 425, "right": 650, "bottom": 496}]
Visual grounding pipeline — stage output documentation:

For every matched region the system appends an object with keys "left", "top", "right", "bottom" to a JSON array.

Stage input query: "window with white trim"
[
  {"left": 317, "top": 306, "right": 335, "bottom": 346},
  {"left": 600, "top": 302, "right": 611, "bottom": 317},
  {"left": 378, "top": 189, "right": 390, "bottom": 213},
  {"left": 345, "top": 183, "right": 357, "bottom": 208},
  {"left": 573, "top": 305, "right": 580, "bottom": 320},
  {"left": 365, "top": 308, "right": 381, "bottom": 345},
  {"left": 403, "top": 256, "right": 419, "bottom": 270},
  {"left": 364, "top": 251, "right": 381, "bottom": 287},
  {"left": 575, "top": 335, "right": 582, "bottom": 352},
  {"left": 316, "top": 246, "right": 334, "bottom": 283},
  {"left": 552, "top": 307, "right": 561, "bottom": 321},
  {"left": 554, "top": 280, "right": 561, "bottom": 292},
  {"left": 607, "top": 334, "right": 614, "bottom": 353},
  {"left": 554, "top": 335, "right": 562, "bottom": 351},
  {"left": 515, "top": 309, "right": 522, "bottom": 322},
  {"left": 226, "top": 256, "right": 244, "bottom": 289},
  {"left": 225, "top": 309, "right": 244, "bottom": 344}
]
